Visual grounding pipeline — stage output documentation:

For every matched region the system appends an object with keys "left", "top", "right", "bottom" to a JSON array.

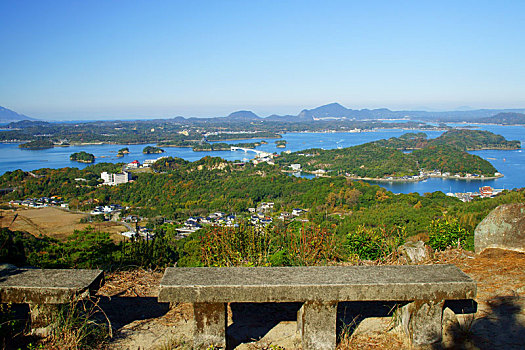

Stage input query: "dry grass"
[
  {"left": 0, "top": 207, "right": 128, "bottom": 241},
  {"left": 41, "top": 297, "right": 112, "bottom": 350},
  {"left": 97, "top": 268, "right": 164, "bottom": 298},
  {"left": 338, "top": 332, "right": 406, "bottom": 350}
]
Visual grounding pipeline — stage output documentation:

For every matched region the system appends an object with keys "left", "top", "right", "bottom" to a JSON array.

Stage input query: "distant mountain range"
[
  {"left": 2, "top": 103, "right": 525, "bottom": 124},
  {"left": 213, "top": 103, "right": 525, "bottom": 123},
  {"left": 0, "top": 106, "right": 35, "bottom": 123}
]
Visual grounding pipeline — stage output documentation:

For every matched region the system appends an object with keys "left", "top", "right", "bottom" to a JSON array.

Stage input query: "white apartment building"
[{"left": 101, "top": 171, "right": 131, "bottom": 185}]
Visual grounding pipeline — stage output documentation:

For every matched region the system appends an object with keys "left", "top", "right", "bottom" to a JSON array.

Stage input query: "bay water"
[{"left": 1, "top": 124, "right": 523, "bottom": 194}]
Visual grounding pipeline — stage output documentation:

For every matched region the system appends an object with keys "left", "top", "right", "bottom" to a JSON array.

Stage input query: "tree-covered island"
[
  {"left": 275, "top": 140, "right": 287, "bottom": 148},
  {"left": 116, "top": 147, "right": 130, "bottom": 157},
  {"left": 143, "top": 146, "right": 165, "bottom": 154},
  {"left": 70, "top": 151, "right": 95, "bottom": 163},
  {"left": 19, "top": 139, "right": 55, "bottom": 149}
]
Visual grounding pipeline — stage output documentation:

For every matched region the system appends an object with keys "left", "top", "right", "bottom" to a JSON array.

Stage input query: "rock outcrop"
[
  {"left": 474, "top": 203, "right": 525, "bottom": 253},
  {"left": 398, "top": 240, "right": 432, "bottom": 264}
]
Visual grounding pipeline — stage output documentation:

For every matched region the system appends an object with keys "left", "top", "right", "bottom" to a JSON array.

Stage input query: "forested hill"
[
  {"left": 276, "top": 144, "right": 419, "bottom": 178},
  {"left": 276, "top": 142, "right": 497, "bottom": 178},
  {"left": 276, "top": 129, "right": 514, "bottom": 178},
  {"left": 475, "top": 112, "right": 525, "bottom": 125},
  {"left": 374, "top": 129, "right": 521, "bottom": 151}
]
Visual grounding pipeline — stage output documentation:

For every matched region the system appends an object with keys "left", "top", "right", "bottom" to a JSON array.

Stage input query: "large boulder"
[{"left": 474, "top": 203, "right": 525, "bottom": 253}]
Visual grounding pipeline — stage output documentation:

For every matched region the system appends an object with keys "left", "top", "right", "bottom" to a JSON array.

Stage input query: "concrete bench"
[
  {"left": 0, "top": 266, "right": 104, "bottom": 335},
  {"left": 159, "top": 265, "right": 476, "bottom": 349}
]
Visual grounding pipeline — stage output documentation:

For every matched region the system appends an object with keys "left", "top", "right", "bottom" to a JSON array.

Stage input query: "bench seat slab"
[
  {"left": 0, "top": 268, "right": 104, "bottom": 304},
  {"left": 159, "top": 265, "right": 476, "bottom": 303}
]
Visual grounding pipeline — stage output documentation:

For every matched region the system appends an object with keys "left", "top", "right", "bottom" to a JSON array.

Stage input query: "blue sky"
[{"left": 1, "top": 0, "right": 524, "bottom": 120}]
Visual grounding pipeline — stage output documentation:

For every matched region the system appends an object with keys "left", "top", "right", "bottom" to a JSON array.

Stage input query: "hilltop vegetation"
[
  {"left": 374, "top": 129, "right": 521, "bottom": 151},
  {"left": 431, "top": 129, "right": 520, "bottom": 150},
  {"left": 412, "top": 145, "right": 496, "bottom": 175}
]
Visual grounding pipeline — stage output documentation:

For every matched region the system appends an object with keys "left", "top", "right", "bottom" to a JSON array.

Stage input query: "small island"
[
  {"left": 70, "top": 151, "right": 95, "bottom": 163},
  {"left": 116, "top": 147, "right": 130, "bottom": 157},
  {"left": 19, "top": 139, "right": 55, "bottom": 149},
  {"left": 143, "top": 146, "right": 165, "bottom": 154},
  {"left": 275, "top": 140, "right": 287, "bottom": 148}
]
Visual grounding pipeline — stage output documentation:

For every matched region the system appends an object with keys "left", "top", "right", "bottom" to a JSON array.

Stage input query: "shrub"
[
  {"left": 345, "top": 225, "right": 406, "bottom": 261},
  {"left": 427, "top": 218, "right": 471, "bottom": 251}
]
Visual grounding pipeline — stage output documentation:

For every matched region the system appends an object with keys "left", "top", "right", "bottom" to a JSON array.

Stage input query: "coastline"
[
  {"left": 347, "top": 174, "right": 504, "bottom": 183},
  {"left": 285, "top": 170, "right": 505, "bottom": 183}
]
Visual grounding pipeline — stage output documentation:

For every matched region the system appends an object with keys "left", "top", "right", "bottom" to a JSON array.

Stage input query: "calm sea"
[{"left": 1, "top": 124, "right": 523, "bottom": 194}]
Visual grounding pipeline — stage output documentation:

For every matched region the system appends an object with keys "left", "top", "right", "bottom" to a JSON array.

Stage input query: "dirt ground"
[
  {"left": 94, "top": 248, "right": 525, "bottom": 350},
  {"left": 0, "top": 207, "right": 128, "bottom": 241}
]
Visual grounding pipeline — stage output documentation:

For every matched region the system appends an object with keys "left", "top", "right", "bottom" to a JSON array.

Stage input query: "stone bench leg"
[
  {"left": 400, "top": 300, "right": 445, "bottom": 345},
  {"left": 297, "top": 301, "right": 337, "bottom": 350},
  {"left": 193, "top": 302, "right": 226, "bottom": 349},
  {"left": 29, "top": 303, "right": 60, "bottom": 336}
]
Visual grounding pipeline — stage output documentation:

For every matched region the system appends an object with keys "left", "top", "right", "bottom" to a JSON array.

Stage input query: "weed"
[
  {"left": 345, "top": 225, "right": 406, "bottom": 261},
  {"left": 200, "top": 222, "right": 341, "bottom": 267},
  {"left": 155, "top": 336, "right": 191, "bottom": 350},
  {"left": 41, "top": 296, "right": 111, "bottom": 350},
  {"left": 338, "top": 314, "right": 361, "bottom": 345},
  {"left": 0, "top": 303, "right": 26, "bottom": 348}
]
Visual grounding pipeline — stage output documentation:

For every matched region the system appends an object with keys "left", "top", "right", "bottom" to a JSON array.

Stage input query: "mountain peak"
[
  {"left": 0, "top": 106, "right": 35, "bottom": 122},
  {"left": 225, "top": 110, "right": 260, "bottom": 121},
  {"left": 299, "top": 102, "right": 350, "bottom": 119}
]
